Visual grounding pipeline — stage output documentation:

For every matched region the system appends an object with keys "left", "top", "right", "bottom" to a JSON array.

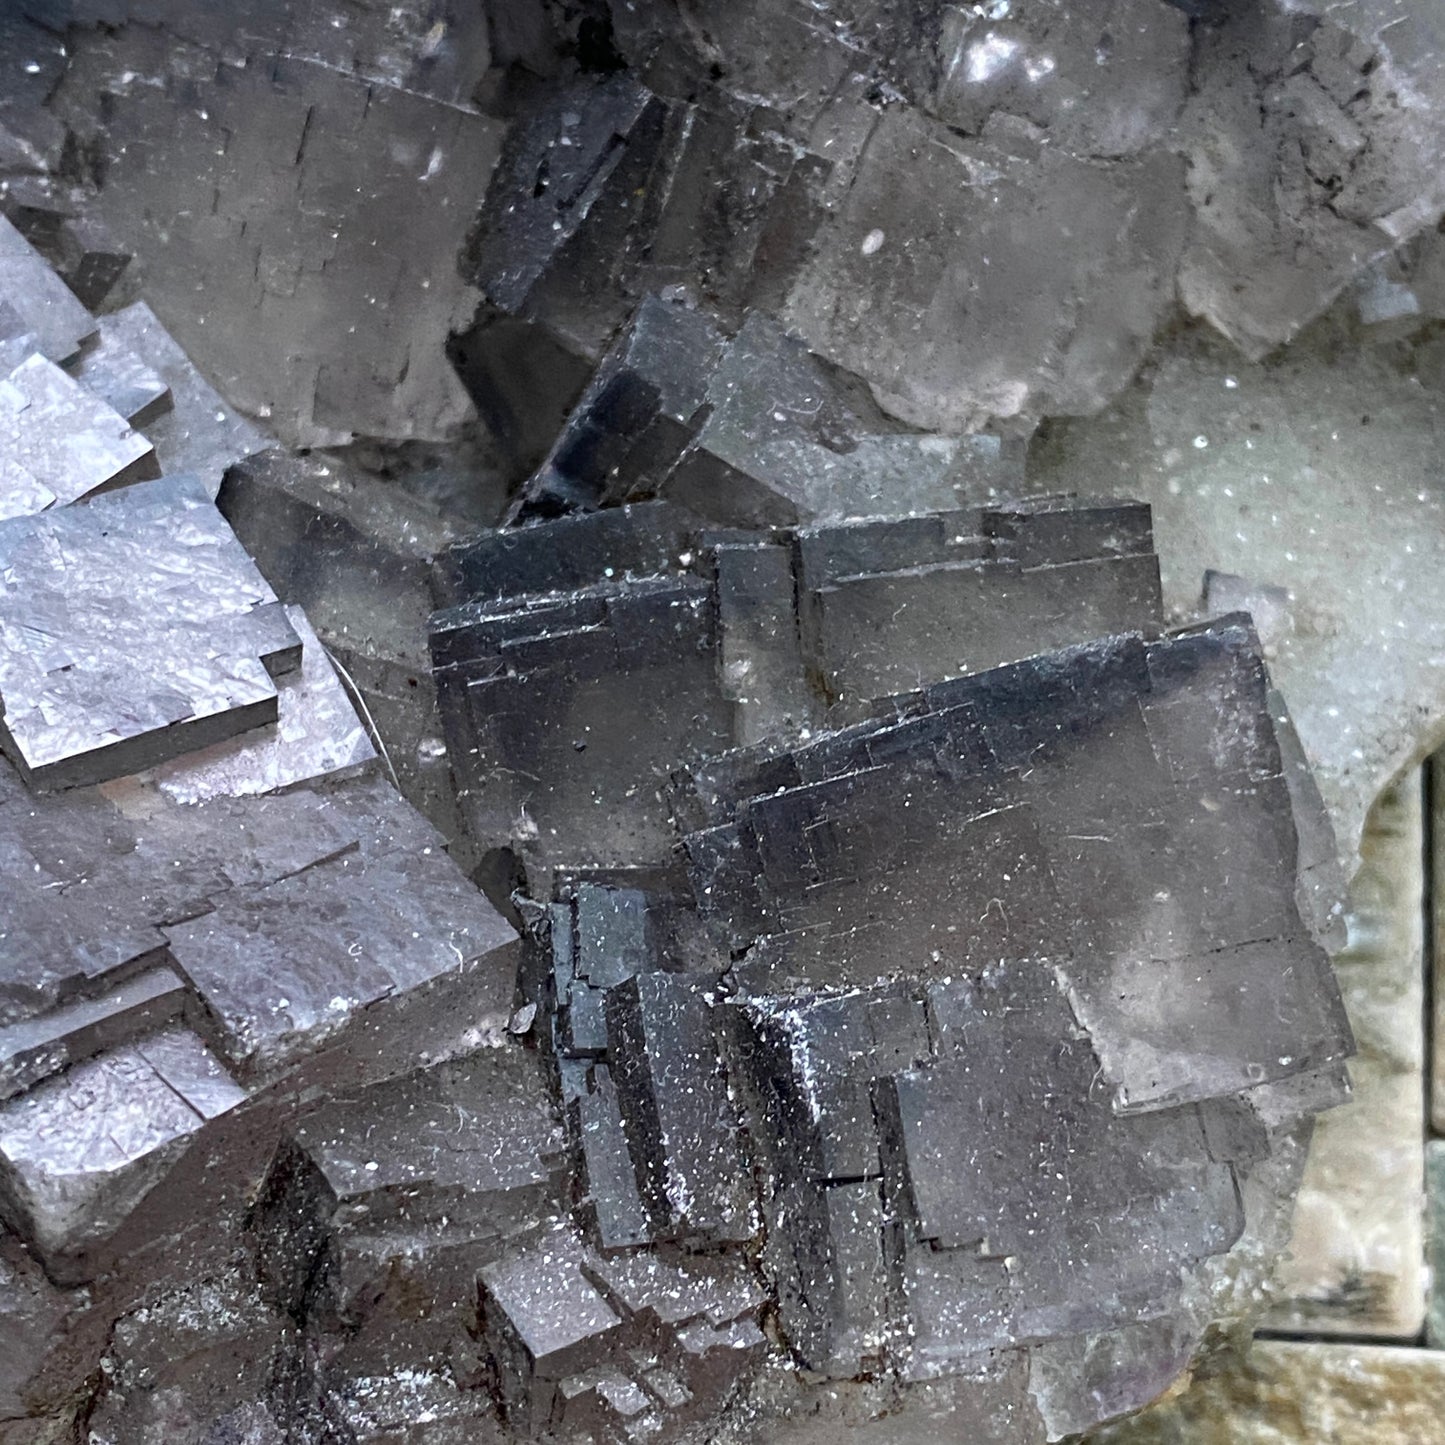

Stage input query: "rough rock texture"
[
  {"left": 1091, "top": 1340, "right": 1445, "bottom": 1444},
  {"left": 1267, "top": 774, "right": 1425, "bottom": 1337},
  {"left": 1179, "top": 0, "right": 1445, "bottom": 358}
]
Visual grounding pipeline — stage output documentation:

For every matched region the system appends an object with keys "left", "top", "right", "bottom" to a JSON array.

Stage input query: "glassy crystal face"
[{"left": 0, "top": 0, "right": 1406, "bottom": 1441}]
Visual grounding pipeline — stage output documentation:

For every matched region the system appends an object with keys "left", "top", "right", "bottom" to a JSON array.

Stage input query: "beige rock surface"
[
  {"left": 1433, "top": 756, "right": 1445, "bottom": 1135},
  {"left": 1088, "top": 1340, "right": 1445, "bottom": 1444},
  {"left": 1265, "top": 775, "right": 1425, "bottom": 1336}
]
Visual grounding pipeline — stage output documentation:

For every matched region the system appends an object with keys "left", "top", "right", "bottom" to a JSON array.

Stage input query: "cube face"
[
  {"left": 421, "top": 455, "right": 1352, "bottom": 1413},
  {"left": 508, "top": 295, "right": 1030, "bottom": 530},
  {"left": 68, "top": 320, "right": 169, "bottom": 428},
  {"left": 665, "top": 613, "right": 1350, "bottom": 1384},
  {"left": 0, "top": 352, "right": 158, "bottom": 519},
  {"left": 95, "top": 302, "right": 268, "bottom": 493},
  {"left": 0, "top": 475, "right": 302, "bottom": 791},
  {"left": 683, "top": 619, "right": 1352, "bottom": 1095},
  {"left": 883, "top": 986, "right": 1220, "bottom": 1255},
  {"left": 482, "top": 1231, "right": 622, "bottom": 1377},
  {"left": 782, "top": 110, "right": 1187, "bottom": 431},
  {"left": 478, "top": 1221, "right": 766, "bottom": 1436},
  {"left": 0, "top": 216, "right": 94, "bottom": 365},
  {"left": 604, "top": 972, "right": 755, "bottom": 1245},
  {"left": 0, "top": 756, "right": 519, "bottom": 1280},
  {"left": 140, "top": 604, "right": 376, "bottom": 806},
  {"left": 0, "top": 1027, "right": 245, "bottom": 1263},
  {"left": 431, "top": 496, "right": 1168, "bottom": 886}
]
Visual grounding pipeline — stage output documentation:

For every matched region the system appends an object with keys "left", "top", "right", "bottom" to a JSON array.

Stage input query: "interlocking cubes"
[
  {"left": 682, "top": 618, "right": 1353, "bottom": 1092},
  {"left": 542, "top": 883, "right": 753, "bottom": 1252},
  {"left": 0, "top": 351, "right": 159, "bottom": 519},
  {"left": 663, "top": 312, "right": 1018, "bottom": 528},
  {"left": 480, "top": 1225, "right": 625, "bottom": 1437},
  {"left": 0, "top": 768, "right": 518, "bottom": 1281},
  {"left": 138, "top": 604, "right": 376, "bottom": 806},
  {"left": 512, "top": 296, "right": 726, "bottom": 522},
  {"left": 463, "top": 75, "right": 834, "bottom": 363},
  {"left": 49, "top": 39, "right": 499, "bottom": 450},
  {"left": 253, "top": 1045, "right": 565, "bottom": 1375},
  {"left": 0, "top": 215, "right": 94, "bottom": 365},
  {"left": 67, "top": 315, "right": 170, "bottom": 429},
  {"left": 433, "top": 495, "right": 1167, "bottom": 879},
  {"left": 431, "top": 503, "right": 734, "bottom": 879},
  {"left": 0, "top": 474, "right": 302, "bottom": 791},
  {"left": 511, "top": 296, "right": 1023, "bottom": 528},
  {"left": 794, "top": 497, "right": 1163, "bottom": 718},
  {"left": 480, "top": 1223, "right": 765, "bottom": 1439},
  {"left": 873, "top": 969, "right": 1245, "bottom": 1379},
  {"left": 157, "top": 786, "right": 515, "bottom": 1088},
  {"left": 465, "top": 75, "right": 665, "bottom": 332},
  {"left": 582, "top": 1250, "right": 767, "bottom": 1422},
  {"left": 216, "top": 446, "right": 458, "bottom": 830},
  {"left": 687, "top": 615, "right": 1351, "bottom": 1386},
  {"left": 605, "top": 972, "right": 755, "bottom": 1245},
  {"left": 93, "top": 302, "right": 266, "bottom": 493},
  {"left": 729, "top": 984, "right": 928, "bottom": 1376},
  {"left": 0, "top": 1028, "right": 246, "bottom": 1267},
  {"left": 1180, "top": 0, "right": 1445, "bottom": 357}
]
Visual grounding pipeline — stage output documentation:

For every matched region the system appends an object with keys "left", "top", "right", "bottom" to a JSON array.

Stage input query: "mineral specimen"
[
  {"left": 782, "top": 108, "right": 1187, "bottom": 430},
  {"left": 0, "top": 215, "right": 94, "bottom": 365},
  {"left": 217, "top": 446, "right": 466, "bottom": 837},
  {"left": 512, "top": 297, "right": 1025, "bottom": 526},
  {"left": 47, "top": 31, "right": 502, "bottom": 449},
  {"left": 1030, "top": 314, "right": 1445, "bottom": 866},
  {"left": 1178, "top": 0, "right": 1445, "bottom": 357},
  {"left": 138, "top": 605, "right": 377, "bottom": 806},
  {"left": 95, "top": 301, "right": 269, "bottom": 494}
]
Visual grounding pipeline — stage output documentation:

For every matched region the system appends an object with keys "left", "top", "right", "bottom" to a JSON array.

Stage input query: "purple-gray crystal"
[{"left": 0, "top": 5, "right": 1372, "bottom": 1442}]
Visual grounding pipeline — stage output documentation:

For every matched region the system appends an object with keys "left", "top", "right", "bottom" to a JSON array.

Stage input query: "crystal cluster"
[
  {"left": 454, "top": 0, "right": 1445, "bottom": 441},
  {"left": 0, "top": 1, "right": 1394, "bottom": 1442}
]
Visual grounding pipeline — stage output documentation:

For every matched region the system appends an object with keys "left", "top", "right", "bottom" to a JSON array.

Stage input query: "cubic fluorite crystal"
[{"left": 0, "top": 0, "right": 1405, "bottom": 1441}]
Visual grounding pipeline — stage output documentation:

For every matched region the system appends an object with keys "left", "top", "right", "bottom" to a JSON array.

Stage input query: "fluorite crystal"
[{"left": 0, "top": 1, "right": 1411, "bottom": 1441}]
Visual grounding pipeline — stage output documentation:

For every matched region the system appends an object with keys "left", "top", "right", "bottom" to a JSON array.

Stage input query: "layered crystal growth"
[{"left": 0, "top": 2, "right": 1385, "bottom": 1442}]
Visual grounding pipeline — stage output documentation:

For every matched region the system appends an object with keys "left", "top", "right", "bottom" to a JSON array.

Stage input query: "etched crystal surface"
[
  {"left": 0, "top": 4, "right": 1386, "bottom": 1442},
  {"left": 0, "top": 475, "right": 301, "bottom": 789}
]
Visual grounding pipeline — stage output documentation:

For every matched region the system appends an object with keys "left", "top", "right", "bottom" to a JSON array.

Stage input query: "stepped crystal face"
[{"left": 0, "top": 0, "right": 1408, "bottom": 1440}]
